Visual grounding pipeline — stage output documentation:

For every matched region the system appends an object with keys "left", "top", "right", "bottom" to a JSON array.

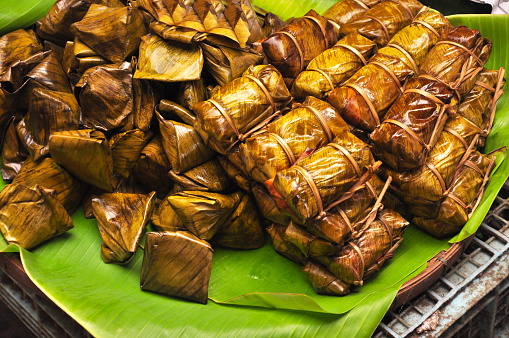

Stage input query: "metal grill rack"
[{"left": 374, "top": 181, "right": 509, "bottom": 337}]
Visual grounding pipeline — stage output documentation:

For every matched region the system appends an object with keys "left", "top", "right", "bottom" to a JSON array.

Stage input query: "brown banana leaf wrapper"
[
  {"left": 0, "top": 183, "right": 74, "bottom": 250},
  {"left": 217, "top": 155, "right": 252, "bottom": 191},
  {"left": 317, "top": 209, "right": 409, "bottom": 285},
  {"left": 168, "top": 158, "right": 232, "bottom": 192},
  {"left": 268, "top": 130, "right": 375, "bottom": 223},
  {"left": 179, "top": 79, "right": 208, "bottom": 111},
  {"left": 266, "top": 223, "right": 307, "bottom": 265},
  {"left": 0, "top": 29, "right": 43, "bottom": 81},
  {"left": 285, "top": 221, "right": 339, "bottom": 257},
  {"left": 168, "top": 191, "right": 241, "bottom": 240},
  {"left": 17, "top": 52, "right": 72, "bottom": 94},
  {"left": 323, "top": 0, "right": 380, "bottom": 27},
  {"left": 70, "top": 4, "right": 148, "bottom": 63},
  {"left": 140, "top": 231, "right": 213, "bottom": 304},
  {"left": 13, "top": 157, "right": 88, "bottom": 215},
  {"left": 43, "top": 40, "right": 65, "bottom": 64},
  {"left": 291, "top": 33, "right": 377, "bottom": 100},
  {"left": 385, "top": 184, "right": 441, "bottom": 218},
  {"left": 305, "top": 174, "right": 385, "bottom": 244},
  {"left": 133, "top": 78, "right": 162, "bottom": 132},
  {"left": 261, "top": 10, "right": 338, "bottom": 87},
  {"left": 327, "top": 50, "right": 414, "bottom": 132},
  {"left": 302, "top": 260, "right": 350, "bottom": 296},
  {"left": 370, "top": 77, "right": 458, "bottom": 171},
  {"left": 156, "top": 111, "right": 215, "bottom": 174},
  {"left": 1, "top": 116, "right": 28, "bottom": 180},
  {"left": 213, "top": 193, "right": 265, "bottom": 249},
  {"left": 419, "top": 26, "right": 492, "bottom": 91},
  {"left": 61, "top": 40, "right": 108, "bottom": 87},
  {"left": 225, "top": 143, "right": 249, "bottom": 176},
  {"left": 338, "top": 0, "right": 425, "bottom": 46},
  {"left": 224, "top": 0, "right": 265, "bottom": 46},
  {"left": 413, "top": 151, "right": 496, "bottom": 238},
  {"left": 159, "top": 99, "right": 197, "bottom": 126},
  {"left": 151, "top": 192, "right": 185, "bottom": 232},
  {"left": 0, "top": 90, "right": 11, "bottom": 135},
  {"left": 49, "top": 129, "right": 119, "bottom": 192},
  {"left": 17, "top": 88, "right": 80, "bottom": 161},
  {"left": 251, "top": 183, "right": 291, "bottom": 226},
  {"left": 134, "top": 34, "right": 203, "bottom": 82},
  {"left": 240, "top": 97, "right": 349, "bottom": 183},
  {"left": 76, "top": 62, "right": 134, "bottom": 132},
  {"left": 36, "top": 0, "right": 124, "bottom": 44},
  {"left": 193, "top": 64, "right": 292, "bottom": 155},
  {"left": 132, "top": 135, "right": 173, "bottom": 199},
  {"left": 110, "top": 129, "right": 154, "bottom": 178},
  {"left": 93, "top": 192, "right": 156, "bottom": 264},
  {"left": 199, "top": 39, "right": 264, "bottom": 86}
]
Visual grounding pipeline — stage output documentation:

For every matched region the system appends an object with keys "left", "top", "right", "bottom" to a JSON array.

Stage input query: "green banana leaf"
[
  {"left": 0, "top": 0, "right": 56, "bottom": 36},
  {"left": 1, "top": 5, "right": 509, "bottom": 338}
]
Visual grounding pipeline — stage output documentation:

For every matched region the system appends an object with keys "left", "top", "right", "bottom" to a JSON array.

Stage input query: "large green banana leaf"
[{"left": 1, "top": 3, "right": 509, "bottom": 337}]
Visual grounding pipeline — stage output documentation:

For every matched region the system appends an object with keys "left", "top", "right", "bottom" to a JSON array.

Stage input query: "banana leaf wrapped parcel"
[
  {"left": 1, "top": 116, "right": 29, "bottom": 180},
  {"left": 193, "top": 64, "right": 292, "bottom": 154},
  {"left": 267, "top": 130, "right": 378, "bottom": 224},
  {"left": 261, "top": 10, "right": 338, "bottom": 87},
  {"left": 240, "top": 96, "right": 348, "bottom": 183},
  {"left": 323, "top": 0, "right": 380, "bottom": 27},
  {"left": 302, "top": 260, "right": 350, "bottom": 296},
  {"left": 328, "top": 11, "right": 451, "bottom": 132},
  {"left": 141, "top": 231, "right": 213, "bottom": 304},
  {"left": 291, "top": 33, "right": 377, "bottom": 100},
  {"left": 338, "top": 0, "right": 426, "bottom": 46},
  {"left": 266, "top": 223, "right": 307, "bottom": 265},
  {"left": 168, "top": 158, "right": 233, "bottom": 192},
  {"left": 413, "top": 151, "right": 497, "bottom": 238}
]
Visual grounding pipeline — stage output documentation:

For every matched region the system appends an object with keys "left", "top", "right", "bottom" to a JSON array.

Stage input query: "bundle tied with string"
[
  {"left": 240, "top": 96, "right": 349, "bottom": 184},
  {"left": 328, "top": 9, "right": 451, "bottom": 132},
  {"left": 193, "top": 64, "right": 292, "bottom": 155},
  {"left": 266, "top": 130, "right": 380, "bottom": 224},
  {"left": 370, "top": 25, "right": 494, "bottom": 171},
  {"left": 323, "top": 0, "right": 381, "bottom": 28},
  {"left": 261, "top": 9, "right": 338, "bottom": 87}
]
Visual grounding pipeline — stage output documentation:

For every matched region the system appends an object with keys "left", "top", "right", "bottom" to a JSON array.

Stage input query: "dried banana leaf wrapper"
[
  {"left": 338, "top": 0, "right": 426, "bottom": 46},
  {"left": 70, "top": 4, "right": 148, "bottom": 63},
  {"left": 156, "top": 111, "right": 215, "bottom": 174},
  {"left": 224, "top": 0, "right": 265, "bottom": 46},
  {"left": 168, "top": 158, "right": 232, "bottom": 192},
  {"left": 261, "top": 10, "right": 338, "bottom": 87},
  {"left": 370, "top": 77, "right": 458, "bottom": 171},
  {"left": 268, "top": 131, "right": 376, "bottom": 224},
  {"left": 140, "top": 231, "right": 213, "bottom": 304},
  {"left": 328, "top": 11, "right": 451, "bottom": 132},
  {"left": 419, "top": 26, "right": 492, "bottom": 92},
  {"left": 159, "top": 99, "right": 197, "bottom": 126},
  {"left": 193, "top": 64, "right": 292, "bottom": 154},
  {"left": 13, "top": 157, "right": 88, "bottom": 215},
  {"left": 285, "top": 221, "right": 339, "bottom": 257},
  {"left": 317, "top": 209, "right": 409, "bottom": 286},
  {"left": 49, "top": 129, "right": 119, "bottom": 192},
  {"left": 168, "top": 191, "right": 241, "bottom": 240},
  {"left": 302, "top": 260, "right": 350, "bottom": 296},
  {"left": 291, "top": 33, "right": 377, "bottom": 100},
  {"left": 213, "top": 193, "right": 265, "bottom": 249},
  {"left": 218, "top": 155, "right": 252, "bottom": 191},
  {"left": 36, "top": 0, "right": 124, "bottom": 44},
  {"left": 240, "top": 97, "right": 348, "bottom": 183},
  {"left": 179, "top": 79, "right": 207, "bottom": 111},
  {"left": 0, "top": 183, "right": 74, "bottom": 250},
  {"left": 151, "top": 193, "right": 185, "bottom": 232},
  {"left": 133, "top": 79, "right": 162, "bottom": 132},
  {"left": 134, "top": 34, "right": 203, "bottom": 82},
  {"left": 266, "top": 223, "right": 307, "bottom": 265},
  {"left": 93, "top": 192, "right": 156, "bottom": 264},
  {"left": 251, "top": 183, "right": 291, "bottom": 226},
  {"left": 305, "top": 174, "right": 385, "bottom": 244},
  {"left": 328, "top": 50, "right": 414, "bottom": 132},
  {"left": 413, "top": 151, "right": 496, "bottom": 238},
  {"left": 17, "top": 88, "right": 80, "bottom": 161},
  {"left": 323, "top": 0, "right": 380, "bottom": 27},
  {"left": 132, "top": 135, "right": 173, "bottom": 199},
  {"left": 110, "top": 129, "right": 154, "bottom": 178},
  {"left": 1, "top": 116, "right": 28, "bottom": 180},
  {"left": 0, "top": 29, "right": 43, "bottom": 81}
]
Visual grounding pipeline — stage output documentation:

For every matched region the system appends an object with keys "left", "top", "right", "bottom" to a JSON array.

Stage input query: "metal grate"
[{"left": 374, "top": 181, "right": 509, "bottom": 337}]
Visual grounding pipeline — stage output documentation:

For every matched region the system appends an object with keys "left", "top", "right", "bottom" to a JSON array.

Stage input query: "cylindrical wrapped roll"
[
  {"left": 261, "top": 10, "right": 338, "bottom": 87},
  {"left": 338, "top": 0, "right": 426, "bottom": 46},
  {"left": 266, "top": 223, "right": 307, "bottom": 265},
  {"left": 291, "top": 33, "right": 377, "bottom": 100},
  {"left": 302, "top": 260, "right": 351, "bottom": 296},
  {"left": 323, "top": 0, "right": 380, "bottom": 27},
  {"left": 193, "top": 64, "right": 292, "bottom": 154},
  {"left": 240, "top": 97, "right": 348, "bottom": 183},
  {"left": 267, "top": 130, "right": 376, "bottom": 223}
]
